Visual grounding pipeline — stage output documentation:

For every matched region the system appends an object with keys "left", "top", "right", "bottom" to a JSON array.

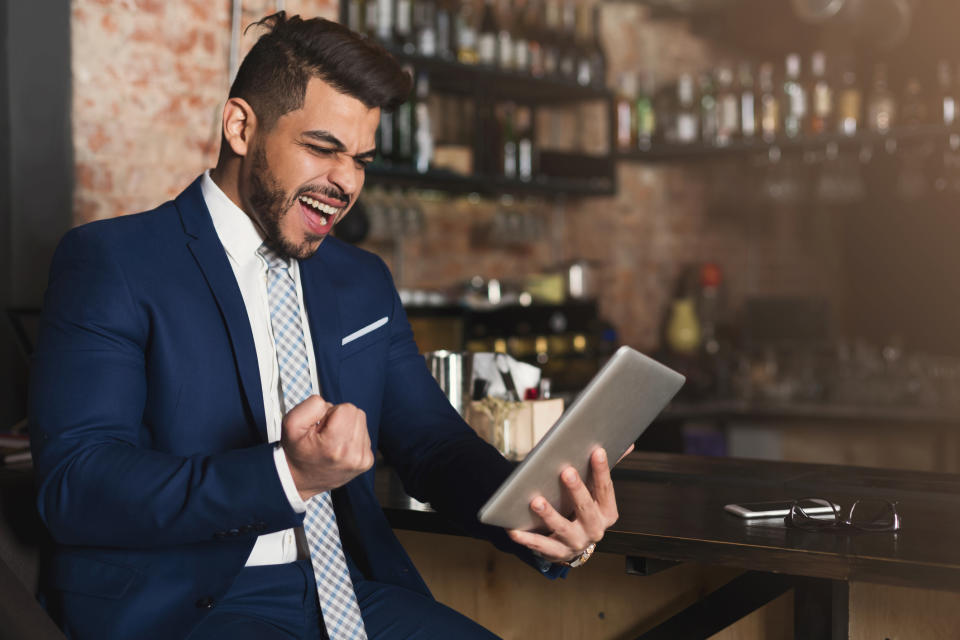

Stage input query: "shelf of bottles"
[
  {"left": 615, "top": 53, "right": 960, "bottom": 164},
  {"left": 340, "top": 0, "right": 616, "bottom": 196}
]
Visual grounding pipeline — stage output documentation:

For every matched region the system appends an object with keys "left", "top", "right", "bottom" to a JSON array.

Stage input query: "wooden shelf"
[
  {"left": 617, "top": 125, "right": 960, "bottom": 163},
  {"left": 384, "top": 50, "right": 612, "bottom": 104},
  {"left": 365, "top": 157, "right": 616, "bottom": 197}
]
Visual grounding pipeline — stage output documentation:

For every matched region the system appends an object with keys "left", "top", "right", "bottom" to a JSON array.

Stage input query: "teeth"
[{"left": 299, "top": 195, "right": 339, "bottom": 217}]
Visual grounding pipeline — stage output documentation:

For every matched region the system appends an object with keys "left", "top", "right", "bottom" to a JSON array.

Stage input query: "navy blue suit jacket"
[{"left": 29, "top": 177, "right": 561, "bottom": 639}]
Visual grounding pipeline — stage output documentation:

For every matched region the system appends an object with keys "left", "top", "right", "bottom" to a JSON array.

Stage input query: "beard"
[{"left": 247, "top": 144, "right": 344, "bottom": 261}]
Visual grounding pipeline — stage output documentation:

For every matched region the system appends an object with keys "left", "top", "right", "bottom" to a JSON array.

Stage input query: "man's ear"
[{"left": 222, "top": 97, "right": 257, "bottom": 157}]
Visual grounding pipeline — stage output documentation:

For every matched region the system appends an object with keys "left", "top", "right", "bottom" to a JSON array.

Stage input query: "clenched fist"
[{"left": 280, "top": 395, "right": 374, "bottom": 501}]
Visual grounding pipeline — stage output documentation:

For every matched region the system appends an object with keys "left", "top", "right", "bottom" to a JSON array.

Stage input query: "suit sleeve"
[
  {"left": 29, "top": 227, "right": 303, "bottom": 548},
  {"left": 372, "top": 258, "right": 566, "bottom": 579}
]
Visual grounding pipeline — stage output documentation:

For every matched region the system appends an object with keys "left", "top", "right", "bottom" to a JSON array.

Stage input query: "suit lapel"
[
  {"left": 176, "top": 177, "right": 268, "bottom": 441},
  {"left": 299, "top": 247, "right": 343, "bottom": 404}
]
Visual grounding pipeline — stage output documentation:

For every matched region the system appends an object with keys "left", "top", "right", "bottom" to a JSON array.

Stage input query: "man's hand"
[
  {"left": 281, "top": 394, "right": 374, "bottom": 502},
  {"left": 507, "top": 445, "right": 633, "bottom": 564}
]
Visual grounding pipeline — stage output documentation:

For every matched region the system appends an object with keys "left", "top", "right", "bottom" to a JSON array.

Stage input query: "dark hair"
[{"left": 229, "top": 12, "right": 411, "bottom": 129}]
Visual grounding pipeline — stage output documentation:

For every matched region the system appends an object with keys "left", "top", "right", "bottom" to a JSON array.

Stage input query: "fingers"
[
  {"left": 323, "top": 403, "right": 374, "bottom": 470},
  {"left": 617, "top": 444, "right": 635, "bottom": 464},
  {"left": 507, "top": 529, "right": 578, "bottom": 563},
  {"left": 589, "top": 449, "right": 618, "bottom": 522},
  {"left": 562, "top": 467, "right": 607, "bottom": 542},
  {"left": 282, "top": 395, "right": 333, "bottom": 438}
]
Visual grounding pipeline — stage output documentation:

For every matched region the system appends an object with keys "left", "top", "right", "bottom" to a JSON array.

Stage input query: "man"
[{"left": 30, "top": 14, "right": 622, "bottom": 640}]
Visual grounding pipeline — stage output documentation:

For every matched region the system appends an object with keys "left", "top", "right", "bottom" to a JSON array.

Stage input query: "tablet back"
[{"left": 477, "top": 346, "right": 685, "bottom": 530}]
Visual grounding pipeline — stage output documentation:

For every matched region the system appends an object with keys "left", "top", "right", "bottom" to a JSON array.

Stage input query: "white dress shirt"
[{"left": 201, "top": 170, "right": 313, "bottom": 566}]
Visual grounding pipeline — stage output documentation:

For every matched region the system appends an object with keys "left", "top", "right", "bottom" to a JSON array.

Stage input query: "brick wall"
[{"left": 71, "top": 0, "right": 843, "bottom": 350}]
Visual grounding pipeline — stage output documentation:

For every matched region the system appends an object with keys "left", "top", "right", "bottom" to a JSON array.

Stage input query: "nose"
[{"left": 328, "top": 154, "right": 362, "bottom": 201}]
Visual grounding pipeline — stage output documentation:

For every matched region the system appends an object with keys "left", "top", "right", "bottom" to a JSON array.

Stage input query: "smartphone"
[{"left": 724, "top": 499, "right": 838, "bottom": 519}]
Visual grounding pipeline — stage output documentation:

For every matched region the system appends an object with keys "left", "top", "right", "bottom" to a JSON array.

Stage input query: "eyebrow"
[{"left": 302, "top": 130, "right": 376, "bottom": 160}]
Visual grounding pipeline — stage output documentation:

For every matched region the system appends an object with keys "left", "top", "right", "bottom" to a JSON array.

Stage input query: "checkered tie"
[{"left": 258, "top": 244, "right": 367, "bottom": 640}]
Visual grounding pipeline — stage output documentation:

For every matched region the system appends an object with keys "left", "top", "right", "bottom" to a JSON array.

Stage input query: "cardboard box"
[{"left": 465, "top": 398, "right": 564, "bottom": 460}]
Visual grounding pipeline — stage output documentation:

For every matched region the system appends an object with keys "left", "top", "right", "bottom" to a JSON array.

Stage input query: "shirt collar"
[{"left": 201, "top": 169, "right": 273, "bottom": 268}]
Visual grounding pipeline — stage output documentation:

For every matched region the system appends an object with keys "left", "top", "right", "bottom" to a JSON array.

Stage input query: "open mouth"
[{"left": 297, "top": 194, "right": 345, "bottom": 234}]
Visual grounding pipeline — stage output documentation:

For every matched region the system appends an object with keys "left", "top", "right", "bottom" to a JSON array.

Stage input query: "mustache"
[{"left": 295, "top": 185, "right": 350, "bottom": 206}]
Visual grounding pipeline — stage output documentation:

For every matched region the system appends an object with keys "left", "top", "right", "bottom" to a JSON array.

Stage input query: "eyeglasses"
[{"left": 785, "top": 497, "right": 901, "bottom": 533}]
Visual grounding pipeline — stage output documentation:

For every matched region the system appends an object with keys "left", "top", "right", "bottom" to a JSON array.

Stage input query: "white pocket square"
[{"left": 341, "top": 316, "right": 388, "bottom": 346}]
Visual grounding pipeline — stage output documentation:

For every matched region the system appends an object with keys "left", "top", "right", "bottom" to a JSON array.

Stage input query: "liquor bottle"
[
  {"left": 715, "top": 65, "right": 738, "bottom": 147},
  {"left": 347, "top": 0, "right": 365, "bottom": 34},
  {"left": 414, "top": 72, "right": 433, "bottom": 173},
  {"left": 783, "top": 53, "right": 806, "bottom": 138},
  {"left": 837, "top": 63, "right": 861, "bottom": 135},
  {"left": 574, "top": 2, "right": 593, "bottom": 87},
  {"left": 435, "top": 0, "right": 454, "bottom": 59},
  {"left": 938, "top": 60, "right": 957, "bottom": 127},
  {"left": 395, "top": 64, "right": 415, "bottom": 164},
  {"left": 901, "top": 76, "right": 926, "bottom": 127},
  {"left": 363, "top": 0, "right": 379, "bottom": 38},
  {"left": 738, "top": 62, "right": 756, "bottom": 139},
  {"left": 636, "top": 72, "right": 656, "bottom": 150},
  {"left": 615, "top": 73, "right": 636, "bottom": 151},
  {"left": 379, "top": 109, "right": 395, "bottom": 164},
  {"left": 500, "top": 102, "right": 518, "bottom": 179},
  {"left": 455, "top": 0, "right": 478, "bottom": 64},
  {"left": 478, "top": 0, "right": 498, "bottom": 67},
  {"left": 525, "top": 0, "right": 545, "bottom": 78},
  {"left": 516, "top": 104, "right": 535, "bottom": 181},
  {"left": 496, "top": 0, "right": 514, "bottom": 70},
  {"left": 414, "top": 0, "right": 438, "bottom": 57},
  {"left": 676, "top": 73, "right": 699, "bottom": 144},
  {"left": 867, "top": 64, "right": 896, "bottom": 133},
  {"left": 542, "top": 0, "right": 561, "bottom": 78},
  {"left": 809, "top": 51, "right": 833, "bottom": 135},
  {"left": 512, "top": 0, "right": 530, "bottom": 73},
  {"left": 588, "top": 5, "right": 606, "bottom": 89},
  {"left": 758, "top": 62, "right": 779, "bottom": 141},
  {"left": 375, "top": 0, "right": 393, "bottom": 46},
  {"left": 558, "top": 0, "right": 577, "bottom": 81},
  {"left": 394, "top": 0, "right": 415, "bottom": 54},
  {"left": 699, "top": 72, "right": 718, "bottom": 145}
]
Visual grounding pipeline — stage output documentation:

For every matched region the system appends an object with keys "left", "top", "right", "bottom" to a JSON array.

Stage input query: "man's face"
[{"left": 242, "top": 77, "right": 380, "bottom": 260}]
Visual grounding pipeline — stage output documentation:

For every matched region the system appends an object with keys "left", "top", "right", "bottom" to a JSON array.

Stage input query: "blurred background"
[{"left": 3, "top": 0, "right": 960, "bottom": 472}]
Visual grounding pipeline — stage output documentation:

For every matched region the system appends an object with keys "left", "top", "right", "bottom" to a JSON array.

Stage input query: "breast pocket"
[{"left": 340, "top": 316, "right": 389, "bottom": 359}]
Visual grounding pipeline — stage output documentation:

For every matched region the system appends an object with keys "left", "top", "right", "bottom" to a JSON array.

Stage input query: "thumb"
[{"left": 284, "top": 395, "right": 333, "bottom": 436}]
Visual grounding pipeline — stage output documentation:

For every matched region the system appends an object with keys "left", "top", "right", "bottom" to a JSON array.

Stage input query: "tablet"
[{"left": 478, "top": 346, "right": 685, "bottom": 530}]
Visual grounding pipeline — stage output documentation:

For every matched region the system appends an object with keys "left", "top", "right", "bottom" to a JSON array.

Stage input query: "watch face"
[{"left": 791, "top": 0, "right": 846, "bottom": 22}]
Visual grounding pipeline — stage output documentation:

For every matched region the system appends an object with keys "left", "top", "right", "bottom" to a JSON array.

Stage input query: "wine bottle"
[
  {"left": 516, "top": 104, "right": 534, "bottom": 181},
  {"left": 478, "top": 0, "right": 498, "bottom": 67},
  {"left": 867, "top": 64, "right": 895, "bottom": 133},
  {"left": 414, "top": 0, "right": 438, "bottom": 57},
  {"left": 939, "top": 60, "right": 957, "bottom": 127},
  {"left": 512, "top": 0, "right": 530, "bottom": 74},
  {"left": 715, "top": 65, "right": 738, "bottom": 146},
  {"left": 738, "top": 62, "right": 756, "bottom": 139},
  {"left": 394, "top": 0, "right": 415, "bottom": 54},
  {"left": 558, "top": 0, "right": 577, "bottom": 81},
  {"left": 455, "top": 0, "right": 478, "bottom": 64},
  {"left": 783, "top": 53, "right": 806, "bottom": 138},
  {"left": 809, "top": 51, "right": 833, "bottom": 135},
  {"left": 758, "top": 62, "right": 779, "bottom": 141},
  {"left": 496, "top": 0, "right": 514, "bottom": 70},
  {"left": 587, "top": 5, "right": 606, "bottom": 89},
  {"left": 414, "top": 72, "right": 433, "bottom": 173},
  {"left": 526, "top": 0, "right": 545, "bottom": 78}
]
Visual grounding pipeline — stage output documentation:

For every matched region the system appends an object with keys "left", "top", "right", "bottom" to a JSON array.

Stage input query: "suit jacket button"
[
  {"left": 213, "top": 531, "right": 226, "bottom": 540},
  {"left": 195, "top": 597, "right": 215, "bottom": 609},
  {"left": 228, "top": 528, "right": 240, "bottom": 537}
]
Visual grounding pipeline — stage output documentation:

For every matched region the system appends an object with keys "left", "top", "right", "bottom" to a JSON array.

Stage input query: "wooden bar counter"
[{"left": 376, "top": 452, "right": 960, "bottom": 639}]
